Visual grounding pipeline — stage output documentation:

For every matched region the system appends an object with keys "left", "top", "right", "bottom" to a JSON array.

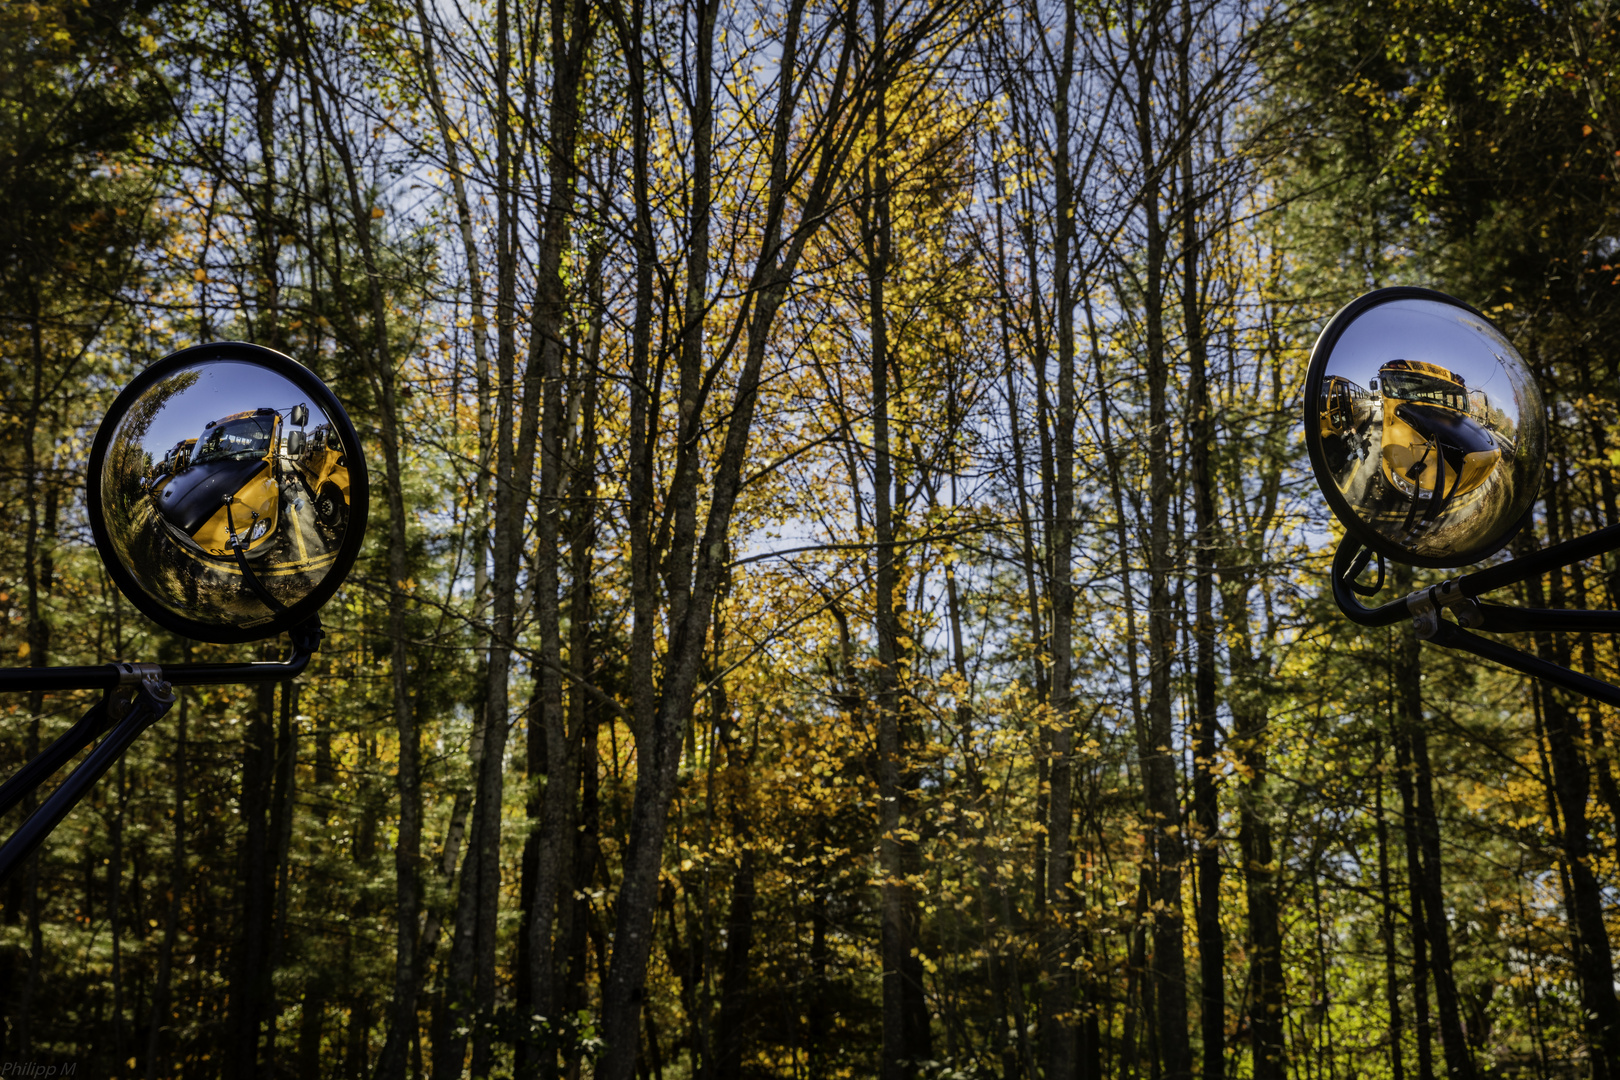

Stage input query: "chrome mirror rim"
[
  {"left": 86, "top": 341, "right": 371, "bottom": 644},
  {"left": 1303, "top": 286, "right": 1540, "bottom": 570}
]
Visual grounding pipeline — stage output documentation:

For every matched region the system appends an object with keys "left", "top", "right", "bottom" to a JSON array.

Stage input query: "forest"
[{"left": 2, "top": 0, "right": 1619, "bottom": 1077}]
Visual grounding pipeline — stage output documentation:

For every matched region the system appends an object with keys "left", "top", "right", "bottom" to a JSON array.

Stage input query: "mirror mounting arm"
[
  {"left": 1456, "top": 520, "right": 1620, "bottom": 597},
  {"left": 1335, "top": 530, "right": 1620, "bottom": 631},
  {"left": 0, "top": 618, "right": 321, "bottom": 694},
  {"left": 1427, "top": 619, "right": 1620, "bottom": 709},
  {"left": 164, "top": 617, "right": 321, "bottom": 686},
  {"left": 1470, "top": 603, "right": 1620, "bottom": 635},
  {"left": 1334, "top": 533, "right": 1620, "bottom": 702},
  {"left": 0, "top": 618, "right": 322, "bottom": 886},
  {"left": 0, "top": 675, "right": 177, "bottom": 884}
]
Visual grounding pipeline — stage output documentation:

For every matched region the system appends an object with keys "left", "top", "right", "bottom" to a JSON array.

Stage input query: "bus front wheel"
[{"left": 316, "top": 485, "right": 347, "bottom": 530}]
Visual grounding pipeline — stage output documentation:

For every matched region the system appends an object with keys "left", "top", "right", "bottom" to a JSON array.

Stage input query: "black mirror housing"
[
  {"left": 1303, "top": 287, "right": 1546, "bottom": 569},
  {"left": 86, "top": 342, "right": 368, "bottom": 643}
]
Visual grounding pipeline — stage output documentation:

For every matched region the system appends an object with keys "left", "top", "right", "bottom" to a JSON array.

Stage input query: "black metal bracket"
[
  {"left": 1332, "top": 530, "right": 1620, "bottom": 702},
  {"left": 1427, "top": 620, "right": 1620, "bottom": 708},
  {"left": 0, "top": 619, "right": 321, "bottom": 885},
  {"left": 0, "top": 675, "right": 176, "bottom": 882},
  {"left": 0, "top": 619, "right": 321, "bottom": 694}
]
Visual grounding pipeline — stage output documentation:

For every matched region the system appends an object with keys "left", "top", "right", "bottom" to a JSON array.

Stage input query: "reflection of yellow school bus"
[
  {"left": 296, "top": 423, "right": 350, "bottom": 528},
  {"left": 1372, "top": 359, "right": 1500, "bottom": 500},
  {"left": 151, "top": 408, "right": 283, "bottom": 559},
  {"left": 146, "top": 438, "right": 197, "bottom": 492},
  {"left": 1318, "top": 375, "right": 1368, "bottom": 438},
  {"left": 166, "top": 438, "right": 197, "bottom": 470}
]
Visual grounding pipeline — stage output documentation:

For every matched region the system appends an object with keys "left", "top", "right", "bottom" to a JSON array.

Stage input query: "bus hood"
[
  {"left": 154, "top": 458, "right": 270, "bottom": 536},
  {"left": 1393, "top": 402, "right": 1497, "bottom": 465}
]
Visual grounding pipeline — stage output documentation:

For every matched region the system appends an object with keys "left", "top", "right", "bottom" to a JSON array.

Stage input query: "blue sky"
[
  {"left": 129, "top": 360, "right": 332, "bottom": 457},
  {"left": 1324, "top": 297, "right": 1535, "bottom": 426}
]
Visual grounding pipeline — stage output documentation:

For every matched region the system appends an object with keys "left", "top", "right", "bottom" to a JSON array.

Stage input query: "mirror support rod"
[
  {"left": 1333, "top": 534, "right": 1620, "bottom": 704},
  {"left": 0, "top": 620, "right": 321, "bottom": 886},
  {"left": 0, "top": 619, "right": 321, "bottom": 693},
  {"left": 1473, "top": 603, "right": 1620, "bottom": 635},
  {"left": 1331, "top": 537, "right": 1411, "bottom": 627},
  {"left": 1427, "top": 619, "right": 1620, "bottom": 709},
  {"left": 1334, "top": 533, "right": 1620, "bottom": 631},
  {"left": 0, "top": 675, "right": 177, "bottom": 884},
  {"left": 0, "top": 694, "right": 116, "bottom": 819},
  {"left": 1458, "top": 521, "right": 1620, "bottom": 596}
]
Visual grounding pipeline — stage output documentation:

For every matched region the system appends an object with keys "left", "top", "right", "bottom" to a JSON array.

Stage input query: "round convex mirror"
[
  {"left": 87, "top": 342, "right": 369, "bottom": 643},
  {"left": 1304, "top": 287, "right": 1546, "bottom": 569}
]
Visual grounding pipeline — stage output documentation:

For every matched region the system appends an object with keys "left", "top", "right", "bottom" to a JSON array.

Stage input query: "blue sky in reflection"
[
  {"left": 1324, "top": 298, "right": 1535, "bottom": 427},
  {"left": 131, "top": 361, "right": 330, "bottom": 457}
]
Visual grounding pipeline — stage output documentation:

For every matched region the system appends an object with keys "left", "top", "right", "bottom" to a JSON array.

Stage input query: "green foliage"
[{"left": 4, "top": 1, "right": 1620, "bottom": 1078}]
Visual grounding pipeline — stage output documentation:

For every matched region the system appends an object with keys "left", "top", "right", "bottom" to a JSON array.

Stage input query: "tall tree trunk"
[
  {"left": 265, "top": 679, "right": 300, "bottom": 1077},
  {"left": 709, "top": 570, "right": 755, "bottom": 1080},
  {"left": 1522, "top": 517, "right": 1620, "bottom": 1077},
  {"left": 145, "top": 674, "right": 188, "bottom": 1080},
  {"left": 1178, "top": 3, "right": 1223, "bottom": 1073},
  {"left": 226, "top": 680, "right": 278, "bottom": 1080},
  {"left": 1386, "top": 573, "right": 1474, "bottom": 1080},
  {"left": 1376, "top": 732, "right": 1406, "bottom": 1080},
  {"left": 1043, "top": 3, "right": 1079, "bottom": 1076},
  {"left": 109, "top": 758, "right": 128, "bottom": 1078},
  {"left": 10, "top": 290, "right": 59, "bottom": 1056},
  {"left": 599, "top": 0, "right": 660, "bottom": 1065},
  {"left": 1406, "top": 718, "right": 1474, "bottom": 1080},
  {"left": 1189, "top": 385, "right": 1224, "bottom": 1073},
  {"left": 1389, "top": 617, "right": 1435, "bottom": 1080},
  {"left": 419, "top": 0, "right": 517, "bottom": 1065},
  {"left": 1084, "top": 276, "right": 1153, "bottom": 1078},
  {"left": 403, "top": 20, "right": 496, "bottom": 1055},
  {"left": 863, "top": 20, "right": 927, "bottom": 1074},
  {"left": 991, "top": 166, "right": 1045, "bottom": 1080},
  {"left": 285, "top": 5, "right": 424, "bottom": 1074},
  {"left": 557, "top": 236, "right": 606, "bottom": 1080},
  {"left": 515, "top": 3, "right": 595, "bottom": 1074},
  {"left": 1136, "top": 10, "right": 1191, "bottom": 1071},
  {"left": 1221, "top": 571, "right": 1282, "bottom": 1080}
]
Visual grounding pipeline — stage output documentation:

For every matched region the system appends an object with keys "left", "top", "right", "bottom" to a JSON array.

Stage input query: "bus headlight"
[{"left": 249, "top": 518, "right": 271, "bottom": 542}]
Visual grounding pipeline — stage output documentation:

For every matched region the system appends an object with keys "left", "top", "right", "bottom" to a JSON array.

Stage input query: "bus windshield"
[
  {"left": 192, "top": 416, "right": 274, "bottom": 465},
  {"left": 1380, "top": 370, "right": 1466, "bottom": 410}
]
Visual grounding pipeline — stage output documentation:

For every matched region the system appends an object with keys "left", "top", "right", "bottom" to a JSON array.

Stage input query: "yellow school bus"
[
  {"left": 295, "top": 422, "right": 350, "bottom": 529},
  {"left": 151, "top": 408, "right": 283, "bottom": 559},
  {"left": 1373, "top": 359, "right": 1501, "bottom": 500},
  {"left": 146, "top": 438, "right": 197, "bottom": 495},
  {"left": 1318, "top": 375, "right": 1369, "bottom": 439}
]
